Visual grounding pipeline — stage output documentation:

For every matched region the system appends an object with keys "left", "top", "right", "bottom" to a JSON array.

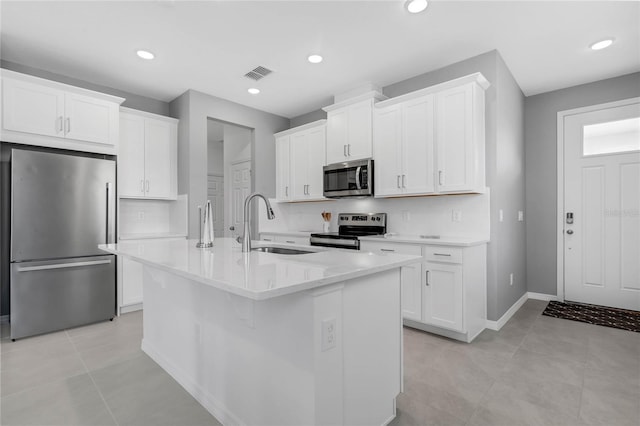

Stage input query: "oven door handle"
[{"left": 355, "top": 166, "right": 362, "bottom": 190}]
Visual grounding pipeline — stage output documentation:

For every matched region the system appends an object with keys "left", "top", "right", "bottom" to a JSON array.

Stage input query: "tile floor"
[{"left": 1, "top": 299, "right": 638, "bottom": 426}]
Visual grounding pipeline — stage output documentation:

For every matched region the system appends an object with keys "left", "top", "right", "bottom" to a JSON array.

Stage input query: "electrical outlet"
[
  {"left": 499, "top": 209, "right": 504, "bottom": 222},
  {"left": 321, "top": 318, "right": 336, "bottom": 352},
  {"left": 509, "top": 273, "right": 514, "bottom": 286},
  {"left": 452, "top": 210, "right": 462, "bottom": 222},
  {"left": 138, "top": 211, "right": 145, "bottom": 220},
  {"left": 518, "top": 211, "right": 524, "bottom": 222}
]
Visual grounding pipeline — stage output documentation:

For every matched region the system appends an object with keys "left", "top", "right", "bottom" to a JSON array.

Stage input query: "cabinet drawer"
[
  {"left": 360, "top": 241, "right": 422, "bottom": 256},
  {"left": 423, "top": 246, "right": 463, "bottom": 264},
  {"left": 276, "top": 236, "right": 310, "bottom": 245}
]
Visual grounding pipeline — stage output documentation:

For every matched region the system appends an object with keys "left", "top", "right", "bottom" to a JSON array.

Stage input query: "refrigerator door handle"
[
  {"left": 105, "top": 182, "right": 113, "bottom": 244},
  {"left": 16, "top": 259, "right": 112, "bottom": 272}
]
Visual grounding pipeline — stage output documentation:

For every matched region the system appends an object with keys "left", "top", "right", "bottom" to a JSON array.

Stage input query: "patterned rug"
[{"left": 542, "top": 301, "right": 640, "bottom": 333}]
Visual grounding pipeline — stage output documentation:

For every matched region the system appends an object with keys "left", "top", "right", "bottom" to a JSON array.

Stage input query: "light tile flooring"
[{"left": 1, "top": 300, "right": 638, "bottom": 426}]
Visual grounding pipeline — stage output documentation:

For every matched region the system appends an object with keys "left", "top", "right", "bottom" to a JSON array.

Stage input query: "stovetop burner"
[{"left": 310, "top": 213, "right": 386, "bottom": 250}]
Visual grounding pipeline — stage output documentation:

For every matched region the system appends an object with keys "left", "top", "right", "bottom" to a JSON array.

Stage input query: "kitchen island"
[{"left": 99, "top": 237, "right": 420, "bottom": 426}]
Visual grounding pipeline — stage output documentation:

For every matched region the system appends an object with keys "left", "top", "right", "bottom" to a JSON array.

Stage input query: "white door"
[
  {"left": 423, "top": 262, "right": 463, "bottom": 332},
  {"left": 275, "top": 136, "right": 291, "bottom": 201},
  {"left": 373, "top": 104, "right": 402, "bottom": 197},
  {"left": 347, "top": 99, "right": 373, "bottom": 160},
  {"left": 305, "top": 126, "right": 326, "bottom": 200},
  {"left": 2, "top": 78, "right": 64, "bottom": 137},
  {"left": 403, "top": 95, "right": 435, "bottom": 196},
  {"left": 229, "top": 160, "right": 251, "bottom": 237},
  {"left": 290, "top": 132, "right": 309, "bottom": 200},
  {"left": 64, "top": 93, "right": 116, "bottom": 146},
  {"left": 207, "top": 174, "right": 224, "bottom": 238},
  {"left": 563, "top": 100, "right": 640, "bottom": 310},
  {"left": 401, "top": 263, "right": 422, "bottom": 322},
  {"left": 326, "top": 108, "right": 348, "bottom": 164}
]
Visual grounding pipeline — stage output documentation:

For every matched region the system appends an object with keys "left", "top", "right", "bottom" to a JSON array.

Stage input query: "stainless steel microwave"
[{"left": 323, "top": 159, "right": 374, "bottom": 198}]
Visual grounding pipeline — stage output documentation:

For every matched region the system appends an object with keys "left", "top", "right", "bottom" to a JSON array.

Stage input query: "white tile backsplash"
[{"left": 259, "top": 190, "right": 490, "bottom": 240}]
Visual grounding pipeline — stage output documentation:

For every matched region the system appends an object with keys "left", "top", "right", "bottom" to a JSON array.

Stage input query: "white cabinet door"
[
  {"left": 144, "top": 119, "right": 173, "bottom": 199},
  {"left": 423, "top": 261, "right": 463, "bottom": 332},
  {"left": 2, "top": 78, "right": 64, "bottom": 138},
  {"left": 121, "top": 256, "right": 143, "bottom": 306},
  {"left": 373, "top": 104, "right": 403, "bottom": 197},
  {"left": 326, "top": 108, "right": 348, "bottom": 164},
  {"left": 403, "top": 95, "right": 435, "bottom": 195},
  {"left": 347, "top": 99, "right": 373, "bottom": 160},
  {"left": 275, "top": 136, "right": 291, "bottom": 201},
  {"left": 64, "top": 93, "right": 117, "bottom": 146},
  {"left": 118, "top": 113, "right": 146, "bottom": 197},
  {"left": 436, "top": 84, "right": 474, "bottom": 193},
  {"left": 290, "top": 132, "right": 309, "bottom": 200},
  {"left": 305, "top": 126, "right": 326, "bottom": 200}
]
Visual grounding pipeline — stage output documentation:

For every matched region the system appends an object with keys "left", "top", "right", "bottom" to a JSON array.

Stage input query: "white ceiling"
[{"left": 1, "top": 1, "right": 638, "bottom": 119}]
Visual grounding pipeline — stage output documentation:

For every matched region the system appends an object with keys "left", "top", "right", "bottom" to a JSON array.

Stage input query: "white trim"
[
  {"left": 273, "top": 119, "right": 326, "bottom": 138},
  {"left": 485, "top": 292, "right": 528, "bottom": 331},
  {"left": 528, "top": 292, "right": 558, "bottom": 302},
  {"left": 556, "top": 97, "right": 640, "bottom": 304}
]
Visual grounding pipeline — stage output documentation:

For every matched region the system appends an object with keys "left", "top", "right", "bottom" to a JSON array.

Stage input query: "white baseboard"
[
  {"left": 527, "top": 292, "right": 558, "bottom": 301},
  {"left": 485, "top": 292, "right": 529, "bottom": 331},
  {"left": 485, "top": 292, "right": 557, "bottom": 331}
]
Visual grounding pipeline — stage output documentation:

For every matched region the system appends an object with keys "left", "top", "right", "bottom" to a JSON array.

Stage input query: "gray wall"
[
  {"left": 169, "top": 90, "right": 289, "bottom": 238},
  {"left": 289, "top": 109, "right": 327, "bottom": 128},
  {"left": 1, "top": 60, "right": 170, "bottom": 116},
  {"left": 525, "top": 72, "right": 640, "bottom": 296}
]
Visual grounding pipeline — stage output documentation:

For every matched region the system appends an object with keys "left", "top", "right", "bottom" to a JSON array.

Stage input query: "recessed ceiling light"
[
  {"left": 248, "top": 88, "right": 260, "bottom": 95},
  {"left": 308, "top": 54, "right": 323, "bottom": 64},
  {"left": 136, "top": 50, "right": 155, "bottom": 60},
  {"left": 405, "top": 0, "right": 428, "bottom": 14},
  {"left": 590, "top": 38, "right": 614, "bottom": 51}
]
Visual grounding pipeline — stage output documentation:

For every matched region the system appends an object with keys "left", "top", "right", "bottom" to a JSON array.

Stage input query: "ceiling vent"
[{"left": 244, "top": 66, "right": 273, "bottom": 81}]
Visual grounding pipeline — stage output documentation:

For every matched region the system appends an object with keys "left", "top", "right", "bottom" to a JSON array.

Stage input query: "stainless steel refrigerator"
[{"left": 1, "top": 146, "right": 116, "bottom": 340}]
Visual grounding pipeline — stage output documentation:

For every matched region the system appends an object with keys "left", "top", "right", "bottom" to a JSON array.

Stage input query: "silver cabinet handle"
[
  {"left": 140, "top": 180, "right": 145, "bottom": 193},
  {"left": 347, "top": 144, "right": 351, "bottom": 156},
  {"left": 566, "top": 229, "right": 574, "bottom": 235},
  {"left": 426, "top": 270, "right": 430, "bottom": 286},
  {"left": 263, "top": 238, "right": 272, "bottom": 241},
  {"left": 105, "top": 182, "right": 111, "bottom": 244},
  {"left": 285, "top": 186, "right": 288, "bottom": 197},
  {"left": 17, "top": 259, "right": 112, "bottom": 272},
  {"left": 343, "top": 145, "right": 347, "bottom": 157},
  {"left": 65, "top": 117, "right": 71, "bottom": 133},
  {"left": 380, "top": 248, "right": 395, "bottom": 252},
  {"left": 438, "top": 171, "right": 444, "bottom": 185},
  {"left": 146, "top": 180, "right": 150, "bottom": 192},
  {"left": 57, "top": 116, "right": 64, "bottom": 133},
  {"left": 434, "top": 253, "right": 451, "bottom": 257},
  {"left": 355, "top": 166, "right": 362, "bottom": 190},
  {"left": 285, "top": 240, "right": 295, "bottom": 244},
  {"left": 397, "top": 175, "right": 401, "bottom": 188},
  {"left": 402, "top": 174, "right": 406, "bottom": 188}
]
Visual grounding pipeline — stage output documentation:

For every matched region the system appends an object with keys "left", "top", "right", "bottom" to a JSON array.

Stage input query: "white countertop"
[
  {"left": 99, "top": 238, "right": 420, "bottom": 301},
  {"left": 259, "top": 230, "right": 313, "bottom": 237}
]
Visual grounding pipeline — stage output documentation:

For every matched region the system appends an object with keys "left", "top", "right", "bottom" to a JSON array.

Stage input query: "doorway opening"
[{"left": 206, "top": 118, "right": 253, "bottom": 238}]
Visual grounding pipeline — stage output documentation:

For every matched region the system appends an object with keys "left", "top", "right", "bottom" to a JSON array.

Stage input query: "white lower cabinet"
[
  {"left": 360, "top": 240, "right": 486, "bottom": 342},
  {"left": 121, "top": 256, "right": 143, "bottom": 309}
]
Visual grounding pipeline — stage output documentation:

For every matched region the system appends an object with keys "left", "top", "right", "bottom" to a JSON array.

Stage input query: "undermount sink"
[{"left": 252, "top": 246, "right": 315, "bottom": 255}]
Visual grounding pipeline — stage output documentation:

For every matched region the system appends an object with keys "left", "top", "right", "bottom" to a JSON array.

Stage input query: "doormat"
[{"left": 542, "top": 301, "right": 640, "bottom": 333}]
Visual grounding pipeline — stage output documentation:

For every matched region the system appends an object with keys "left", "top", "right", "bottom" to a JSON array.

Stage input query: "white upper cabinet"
[
  {"left": 323, "top": 92, "right": 386, "bottom": 165},
  {"left": 275, "top": 136, "right": 291, "bottom": 201},
  {"left": 119, "top": 108, "right": 178, "bottom": 200},
  {"left": 373, "top": 73, "right": 489, "bottom": 198},
  {"left": 1, "top": 70, "right": 123, "bottom": 154},
  {"left": 374, "top": 96, "right": 435, "bottom": 197},
  {"left": 435, "top": 82, "right": 485, "bottom": 193},
  {"left": 275, "top": 120, "right": 326, "bottom": 202}
]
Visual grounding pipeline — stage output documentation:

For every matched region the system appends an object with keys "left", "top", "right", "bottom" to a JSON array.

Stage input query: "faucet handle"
[{"left": 235, "top": 235, "right": 243, "bottom": 244}]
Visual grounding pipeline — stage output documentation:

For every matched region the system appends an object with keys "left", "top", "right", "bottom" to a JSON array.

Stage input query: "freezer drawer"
[{"left": 10, "top": 255, "right": 115, "bottom": 339}]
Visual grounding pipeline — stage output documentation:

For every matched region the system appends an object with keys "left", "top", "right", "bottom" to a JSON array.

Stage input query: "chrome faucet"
[{"left": 239, "top": 193, "right": 275, "bottom": 252}]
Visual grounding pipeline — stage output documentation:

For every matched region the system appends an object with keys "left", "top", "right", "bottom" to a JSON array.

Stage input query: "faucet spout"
[{"left": 241, "top": 193, "right": 275, "bottom": 252}]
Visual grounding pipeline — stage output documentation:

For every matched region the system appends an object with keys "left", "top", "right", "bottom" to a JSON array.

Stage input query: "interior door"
[
  {"left": 229, "top": 160, "right": 251, "bottom": 237},
  {"left": 207, "top": 174, "right": 224, "bottom": 237},
  {"left": 563, "top": 100, "right": 640, "bottom": 310}
]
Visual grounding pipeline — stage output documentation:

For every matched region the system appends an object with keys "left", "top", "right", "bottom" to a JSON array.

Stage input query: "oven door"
[{"left": 323, "top": 159, "right": 373, "bottom": 198}]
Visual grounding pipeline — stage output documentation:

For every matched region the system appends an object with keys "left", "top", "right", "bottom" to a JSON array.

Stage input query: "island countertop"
[{"left": 99, "top": 237, "right": 420, "bottom": 300}]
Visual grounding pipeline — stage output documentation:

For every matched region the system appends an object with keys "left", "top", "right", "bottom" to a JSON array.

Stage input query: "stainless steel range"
[{"left": 310, "top": 213, "right": 387, "bottom": 250}]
